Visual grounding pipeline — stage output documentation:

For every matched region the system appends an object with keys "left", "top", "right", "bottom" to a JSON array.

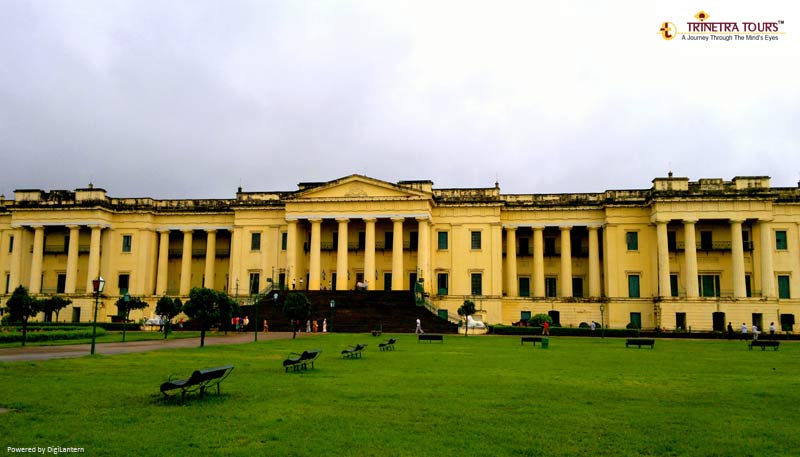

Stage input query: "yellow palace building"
[{"left": 1, "top": 174, "right": 798, "bottom": 332}]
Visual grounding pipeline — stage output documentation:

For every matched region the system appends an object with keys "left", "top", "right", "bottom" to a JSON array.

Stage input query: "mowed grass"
[{"left": 1, "top": 335, "right": 799, "bottom": 457}]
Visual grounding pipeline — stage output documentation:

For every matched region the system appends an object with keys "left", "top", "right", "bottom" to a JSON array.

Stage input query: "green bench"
[{"left": 160, "top": 365, "right": 234, "bottom": 401}]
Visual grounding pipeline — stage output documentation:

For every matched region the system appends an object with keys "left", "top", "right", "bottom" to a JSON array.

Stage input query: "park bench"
[
  {"left": 749, "top": 340, "right": 780, "bottom": 351},
  {"left": 626, "top": 338, "right": 655, "bottom": 349},
  {"left": 418, "top": 334, "right": 443, "bottom": 343},
  {"left": 521, "top": 336, "right": 544, "bottom": 346},
  {"left": 160, "top": 365, "right": 234, "bottom": 401},
  {"left": 379, "top": 338, "right": 397, "bottom": 351},
  {"left": 341, "top": 344, "right": 367, "bottom": 358},
  {"left": 283, "top": 349, "right": 322, "bottom": 372}
]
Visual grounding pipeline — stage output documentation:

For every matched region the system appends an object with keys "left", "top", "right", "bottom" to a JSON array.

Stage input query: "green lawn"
[{"left": 1, "top": 335, "right": 798, "bottom": 457}]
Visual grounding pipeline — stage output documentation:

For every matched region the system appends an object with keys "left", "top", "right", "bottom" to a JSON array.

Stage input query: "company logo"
[{"left": 659, "top": 11, "right": 784, "bottom": 42}]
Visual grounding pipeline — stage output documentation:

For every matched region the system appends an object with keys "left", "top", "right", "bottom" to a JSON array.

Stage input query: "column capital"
[
  {"left": 682, "top": 218, "right": 698, "bottom": 224},
  {"left": 391, "top": 217, "right": 405, "bottom": 223},
  {"left": 66, "top": 224, "right": 81, "bottom": 230},
  {"left": 158, "top": 229, "right": 171, "bottom": 234},
  {"left": 308, "top": 218, "right": 323, "bottom": 224},
  {"left": 335, "top": 218, "right": 350, "bottom": 224},
  {"left": 759, "top": 217, "right": 773, "bottom": 223},
  {"left": 505, "top": 226, "right": 517, "bottom": 232},
  {"left": 559, "top": 226, "right": 572, "bottom": 232},
  {"left": 205, "top": 228, "right": 217, "bottom": 234},
  {"left": 181, "top": 228, "right": 193, "bottom": 234},
  {"left": 415, "top": 217, "right": 429, "bottom": 223},
  {"left": 532, "top": 226, "right": 544, "bottom": 232},
  {"left": 729, "top": 218, "right": 745, "bottom": 225},
  {"left": 587, "top": 226, "right": 599, "bottom": 232}
]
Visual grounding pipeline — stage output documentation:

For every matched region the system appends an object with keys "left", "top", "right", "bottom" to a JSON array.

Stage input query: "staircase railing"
[
  {"left": 422, "top": 296, "right": 461, "bottom": 325},
  {"left": 242, "top": 284, "right": 274, "bottom": 306}
]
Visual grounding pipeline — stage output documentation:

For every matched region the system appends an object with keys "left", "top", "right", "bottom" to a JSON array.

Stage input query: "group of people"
[
  {"left": 727, "top": 321, "right": 777, "bottom": 340},
  {"left": 231, "top": 316, "right": 250, "bottom": 332},
  {"left": 296, "top": 318, "right": 327, "bottom": 333}
]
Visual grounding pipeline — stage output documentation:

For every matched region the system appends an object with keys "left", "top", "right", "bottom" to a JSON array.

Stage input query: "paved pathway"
[{"left": 0, "top": 332, "right": 301, "bottom": 362}]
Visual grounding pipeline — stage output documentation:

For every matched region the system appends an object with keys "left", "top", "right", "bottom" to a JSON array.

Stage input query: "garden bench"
[
  {"left": 283, "top": 349, "right": 322, "bottom": 372},
  {"left": 626, "top": 338, "right": 655, "bottom": 349},
  {"left": 749, "top": 340, "right": 780, "bottom": 351},
  {"left": 160, "top": 365, "right": 234, "bottom": 401},
  {"left": 341, "top": 344, "right": 367, "bottom": 358},
  {"left": 418, "top": 334, "right": 443, "bottom": 343},
  {"left": 379, "top": 338, "right": 397, "bottom": 351},
  {"left": 521, "top": 336, "right": 543, "bottom": 346}
]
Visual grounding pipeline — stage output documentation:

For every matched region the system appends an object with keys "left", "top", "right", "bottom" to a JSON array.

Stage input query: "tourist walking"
[
  {"left": 543, "top": 321, "right": 550, "bottom": 336},
  {"left": 415, "top": 318, "right": 424, "bottom": 334}
]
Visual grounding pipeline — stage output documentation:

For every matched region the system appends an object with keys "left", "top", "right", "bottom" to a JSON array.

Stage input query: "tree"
[
  {"left": 114, "top": 295, "right": 149, "bottom": 342},
  {"left": 457, "top": 300, "right": 476, "bottom": 336},
  {"left": 216, "top": 291, "right": 239, "bottom": 335},
  {"left": 41, "top": 296, "right": 72, "bottom": 322},
  {"left": 183, "top": 287, "right": 227, "bottom": 347},
  {"left": 529, "top": 313, "right": 553, "bottom": 328},
  {"left": 3, "top": 286, "right": 41, "bottom": 346},
  {"left": 155, "top": 296, "right": 182, "bottom": 339},
  {"left": 282, "top": 293, "right": 310, "bottom": 339}
]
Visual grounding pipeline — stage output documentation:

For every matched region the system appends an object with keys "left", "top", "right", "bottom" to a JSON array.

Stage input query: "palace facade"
[{"left": 1, "top": 174, "right": 799, "bottom": 332}]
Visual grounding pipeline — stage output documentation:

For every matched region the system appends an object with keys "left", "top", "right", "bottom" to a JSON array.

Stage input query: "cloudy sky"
[{"left": 1, "top": 0, "right": 798, "bottom": 199}]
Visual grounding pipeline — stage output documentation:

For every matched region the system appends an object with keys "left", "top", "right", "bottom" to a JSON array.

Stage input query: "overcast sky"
[{"left": 1, "top": 0, "right": 798, "bottom": 199}]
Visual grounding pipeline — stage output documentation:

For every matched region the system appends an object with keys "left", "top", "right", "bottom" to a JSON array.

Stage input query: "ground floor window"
[
  {"left": 437, "top": 273, "right": 448, "bottom": 295},
  {"left": 572, "top": 277, "right": 584, "bottom": 298},
  {"left": 778, "top": 275, "right": 791, "bottom": 299},
  {"left": 471, "top": 273, "right": 482, "bottom": 296},
  {"left": 545, "top": 277, "right": 557, "bottom": 298},
  {"left": 519, "top": 277, "right": 530, "bottom": 297}
]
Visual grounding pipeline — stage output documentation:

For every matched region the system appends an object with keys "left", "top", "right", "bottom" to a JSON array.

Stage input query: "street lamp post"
[
  {"left": 122, "top": 293, "right": 130, "bottom": 342},
  {"left": 90, "top": 276, "right": 106, "bottom": 355},
  {"left": 330, "top": 299, "right": 335, "bottom": 333}
]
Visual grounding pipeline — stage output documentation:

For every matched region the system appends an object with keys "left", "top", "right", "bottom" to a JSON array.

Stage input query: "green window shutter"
[
  {"left": 438, "top": 231, "right": 448, "bottom": 250},
  {"left": 628, "top": 275, "right": 640, "bottom": 298},
  {"left": 626, "top": 232, "right": 638, "bottom": 250},
  {"left": 776, "top": 231, "right": 787, "bottom": 250},
  {"left": 778, "top": 275, "right": 790, "bottom": 299}
]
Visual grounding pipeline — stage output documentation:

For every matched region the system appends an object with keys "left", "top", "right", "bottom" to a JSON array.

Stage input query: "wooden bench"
[
  {"left": 418, "top": 334, "right": 443, "bottom": 343},
  {"left": 341, "top": 344, "right": 367, "bottom": 358},
  {"left": 283, "top": 349, "right": 322, "bottom": 372},
  {"left": 626, "top": 338, "right": 655, "bottom": 349},
  {"left": 749, "top": 340, "right": 780, "bottom": 351},
  {"left": 160, "top": 365, "right": 234, "bottom": 401},
  {"left": 521, "top": 336, "right": 544, "bottom": 346},
  {"left": 379, "top": 338, "right": 397, "bottom": 351}
]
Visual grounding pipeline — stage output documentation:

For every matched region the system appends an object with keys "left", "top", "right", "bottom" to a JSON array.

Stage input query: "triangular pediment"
[{"left": 293, "top": 175, "right": 429, "bottom": 200}]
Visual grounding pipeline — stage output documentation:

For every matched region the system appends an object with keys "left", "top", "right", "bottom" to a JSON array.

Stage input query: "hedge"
[
  {"left": 0, "top": 328, "right": 107, "bottom": 343},
  {"left": 489, "top": 324, "right": 640, "bottom": 338}
]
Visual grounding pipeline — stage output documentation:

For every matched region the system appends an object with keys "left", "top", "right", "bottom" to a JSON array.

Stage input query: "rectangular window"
[
  {"left": 118, "top": 274, "right": 130, "bottom": 296},
  {"left": 745, "top": 274, "right": 752, "bottom": 297},
  {"left": 676, "top": 312, "right": 687, "bottom": 330},
  {"left": 251, "top": 232, "right": 261, "bottom": 251},
  {"left": 670, "top": 274, "right": 679, "bottom": 297},
  {"left": 667, "top": 231, "right": 677, "bottom": 251},
  {"left": 8, "top": 235, "right": 13, "bottom": 253},
  {"left": 471, "top": 231, "right": 482, "bottom": 250},
  {"left": 699, "top": 274, "right": 721, "bottom": 297},
  {"left": 521, "top": 311, "right": 532, "bottom": 321},
  {"left": 409, "top": 231, "right": 418, "bottom": 250},
  {"left": 437, "top": 273, "right": 448, "bottom": 295},
  {"left": 544, "top": 237, "right": 557, "bottom": 256},
  {"left": 700, "top": 231, "right": 713, "bottom": 250},
  {"left": 64, "top": 235, "right": 70, "bottom": 253},
  {"left": 572, "top": 277, "right": 584, "bottom": 298},
  {"left": 332, "top": 232, "right": 338, "bottom": 248},
  {"left": 628, "top": 274, "right": 640, "bottom": 298},
  {"left": 778, "top": 275, "right": 791, "bottom": 299},
  {"left": 122, "top": 235, "right": 132, "bottom": 253},
  {"left": 519, "top": 277, "right": 530, "bottom": 297},
  {"left": 776, "top": 230, "right": 788, "bottom": 250},
  {"left": 358, "top": 232, "right": 366, "bottom": 250},
  {"left": 383, "top": 272, "right": 392, "bottom": 291},
  {"left": 5, "top": 274, "right": 10, "bottom": 294},
  {"left": 437, "top": 231, "right": 448, "bottom": 250},
  {"left": 57, "top": 274, "right": 66, "bottom": 294},
  {"left": 626, "top": 232, "right": 638, "bottom": 251},
  {"left": 385, "top": 232, "right": 393, "bottom": 249},
  {"left": 545, "top": 277, "right": 557, "bottom": 298},
  {"left": 281, "top": 232, "right": 287, "bottom": 251},
  {"left": 742, "top": 230, "right": 752, "bottom": 250},
  {"left": 471, "top": 273, "right": 482, "bottom": 295},
  {"left": 518, "top": 237, "right": 530, "bottom": 256},
  {"left": 249, "top": 272, "right": 260, "bottom": 295}
]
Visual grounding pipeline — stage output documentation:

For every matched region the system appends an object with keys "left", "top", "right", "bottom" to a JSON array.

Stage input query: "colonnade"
[{"left": 286, "top": 216, "right": 430, "bottom": 291}]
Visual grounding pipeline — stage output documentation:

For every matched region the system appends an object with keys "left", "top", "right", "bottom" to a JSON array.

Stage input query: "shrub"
[
  {"left": 528, "top": 313, "right": 552, "bottom": 327},
  {"left": 0, "top": 328, "right": 106, "bottom": 343}
]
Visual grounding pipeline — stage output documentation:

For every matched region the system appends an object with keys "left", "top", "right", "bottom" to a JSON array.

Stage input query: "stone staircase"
[{"left": 242, "top": 290, "right": 458, "bottom": 334}]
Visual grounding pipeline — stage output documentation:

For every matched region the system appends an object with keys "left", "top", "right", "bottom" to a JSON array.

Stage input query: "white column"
[
  {"left": 29, "top": 226, "right": 45, "bottom": 294},
  {"left": 204, "top": 229, "right": 217, "bottom": 290},
  {"left": 559, "top": 226, "right": 572, "bottom": 297},
  {"left": 309, "top": 219, "right": 322, "bottom": 290},
  {"left": 683, "top": 219, "right": 699, "bottom": 298},
  {"left": 336, "top": 218, "right": 349, "bottom": 290},
  {"left": 730, "top": 219, "right": 746, "bottom": 298},
  {"left": 179, "top": 229, "right": 193, "bottom": 296},
  {"left": 505, "top": 227, "right": 518, "bottom": 296},
  {"left": 656, "top": 220, "right": 671, "bottom": 298},
  {"left": 417, "top": 217, "right": 430, "bottom": 294},
  {"left": 65, "top": 225, "right": 80, "bottom": 294},
  {"left": 286, "top": 220, "right": 298, "bottom": 289},
  {"left": 364, "top": 218, "right": 376, "bottom": 290},
  {"left": 532, "top": 227, "right": 545, "bottom": 297},
  {"left": 760, "top": 219, "right": 775, "bottom": 298},
  {"left": 8, "top": 229, "right": 22, "bottom": 291},
  {"left": 588, "top": 226, "right": 601, "bottom": 298},
  {"left": 85, "top": 226, "right": 103, "bottom": 293},
  {"left": 156, "top": 230, "right": 170, "bottom": 296},
  {"left": 391, "top": 218, "right": 404, "bottom": 290}
]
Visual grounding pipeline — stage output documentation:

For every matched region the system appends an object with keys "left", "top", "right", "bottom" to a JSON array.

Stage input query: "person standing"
[
  {"left": 263, "top": 319, "right": 269, "bottom": 333},
  {"left": 415, "top": 318, "right": 424, "bottom": 334},
  {"left": 752, "top": 324, "right": 759, "bottom": 340},
  {"left": 727, "top": 322, "right": 734, "bottom": 339},
  {"left": 741, "top": 322, "right": 748, "bottom": 340},
  {"left": 769, "top": 322, "right": 776, "bottom": 339},
  {"left": 543, "top": 320, "right": 550, "bottom": 336},
  {"left": 323, "top": 318, "right": 328, "bottom": 333}
]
